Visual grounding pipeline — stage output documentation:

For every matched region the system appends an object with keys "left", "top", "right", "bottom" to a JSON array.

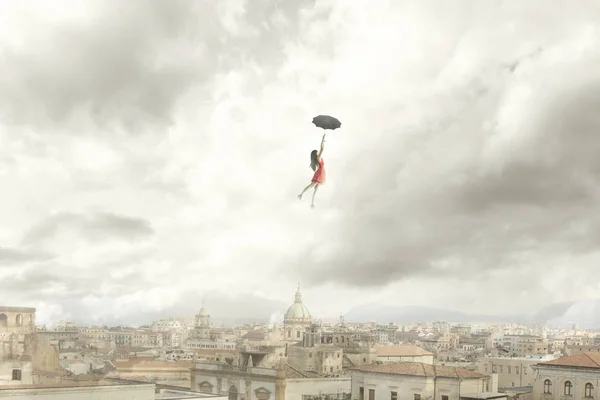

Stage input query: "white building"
[
  {"left": 351, "top": 362, "right": 496, "bottom": 400},
  {"left": 477, "top": 354, "right": 559, "bottom": 389}
]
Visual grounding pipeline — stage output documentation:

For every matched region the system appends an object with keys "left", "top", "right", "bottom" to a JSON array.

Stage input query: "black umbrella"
[{"left": 312, "top": 115, "right": 341, "bottom": 131}]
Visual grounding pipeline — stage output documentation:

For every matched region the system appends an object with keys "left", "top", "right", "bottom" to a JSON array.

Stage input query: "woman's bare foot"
[{"left": 298, "top": 194, "right": 302, "bottom": 201}]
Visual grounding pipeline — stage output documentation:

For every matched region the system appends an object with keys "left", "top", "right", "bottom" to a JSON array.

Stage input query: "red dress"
[{"left": 311, "top": 158, "right": 326, "bottom": 184}]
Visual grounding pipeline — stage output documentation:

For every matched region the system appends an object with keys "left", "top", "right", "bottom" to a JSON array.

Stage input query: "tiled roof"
[
  {"left": 284, "top": 363, "right": 324, "bottom": 379},
  {"left": 376, "top": 345, "right": 433, "bottom": 357},
  {"left": 352, "top": 362, "right": 488, "bottom": 379},
  {"left": 537, "top": 353, "right": 600, "bottom": 369},
  {"left": 243, "top": 331, "right": 266, "bottom": 340},
  {"left": 115, "top": 360, "right": 194, "bottom": 368}
]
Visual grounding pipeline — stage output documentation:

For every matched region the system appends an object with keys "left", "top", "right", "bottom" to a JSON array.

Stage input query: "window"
[
  {"left": 296, "top": 331, "right": 300, "bottom": 338},
  {"left": 586, "top": 383, "right": 594, "bottom": 398},
  {"left": 390, "top": 391, "right": 397, "bottom": 400},
  {"left": 484, "top": 365, "right": 488, "bottom": 372},
  {"left": 359, "top": 387, "right": 364, "bottom": 400},
  {"left": 413, "top": 395, "right": 421, "bottom": 400},
  {"left": 499, "top": 366, "right": 503, "bottom": 373},
  {"left": 369, "top": 389, "right": 375, "bottom": 400},
  {"left": 15, "top": 314, "right": 23, "bottom": 327},
  {"left": 544, "top": 379, "right": 551, "bottom": 394},
  {"left": 442, "top": 396, "right": 449, "bottom": 400},
  {"left": 228, "top": 385, "right": 238, "bottom": 400},
  {"left": 507, "top": 366, "right": 511, "bottom": 374},
  {"left": 515, "top": 367, "right": 519, "bottom": 374},
  {"left": 287, "top": 330, "right": 291, "bottom": 338},
  {"left": 11, "top": 369, "right": 21, "bottom": 381},
  {"left": 564, "top": 381, "right": 572, "bottom": 396}
]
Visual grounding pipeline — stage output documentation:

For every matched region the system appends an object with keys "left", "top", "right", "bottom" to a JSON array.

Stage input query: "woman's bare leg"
[
  {"left": 311, "top": 184, "right": 320, "bottom": 208},
  {"left": 298, "top": 182, "right": 316, "bottom": 200}
]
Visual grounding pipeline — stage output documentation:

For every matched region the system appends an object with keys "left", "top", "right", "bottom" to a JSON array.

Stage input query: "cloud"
[
  {"left": 0, "top": 247, "right": 54, "bottom": 265},
  {"left": 0, "top": 1, "right": 219, "bottom": 133},
  {"left": 3, "top": 0, "right": 600, "bottom": 325},
  {"left": 38, "top": 290, "right": 289, "bottom": 328},
  {"left": 22, "top": 212, "right": 153, "bottom": 245},
  {"left": 294, "top": 2, "right": 600, "bottom": 294},
  {"left": 0, "top": 0, "right": 322, "bottom": 134}
]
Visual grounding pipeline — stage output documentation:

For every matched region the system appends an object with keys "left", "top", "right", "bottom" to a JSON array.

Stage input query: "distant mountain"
[
  {"left": 536, "top": 299, "right": 600, "bottom": 329},
  {"left": 344, "top": 304, "right": 528, "bottom": 325},
  {"left": 344, "top": 300, "right": 600, "bottom": 329},
  {"left": 531, "top": 301, "right": 577, "bottom": 323}
]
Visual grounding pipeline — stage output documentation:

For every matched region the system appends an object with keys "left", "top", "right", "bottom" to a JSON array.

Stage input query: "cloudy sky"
[{"left": 2, "top": 0, "right": 600, "bottom": 327}]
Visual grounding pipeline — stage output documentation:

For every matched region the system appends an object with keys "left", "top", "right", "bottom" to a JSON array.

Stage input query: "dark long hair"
[{"left": 310, "top": 150, "right": 319, "bottom": 171}]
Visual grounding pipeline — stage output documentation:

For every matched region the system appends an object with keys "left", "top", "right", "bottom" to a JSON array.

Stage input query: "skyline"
[
  {"left": 2, "top": 0, "right": 600, "bottom": 326},
  {"left": 16, "top": 285, "right": 600, "bottom": 330}
]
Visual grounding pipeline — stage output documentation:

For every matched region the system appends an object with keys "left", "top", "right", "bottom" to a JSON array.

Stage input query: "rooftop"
[
  {"left": 0, "top": 379, "right": 149, "bottom": 390},
  {"left": 284, "top": 363, "right": 325, "bottom": 379},
  {"left": 375, "top": 345, "right": 433, "bottom": 357},
  {"left": 115, "top": 360, "right": 194, "bottom": 369},
  {"left": 537, "top": 353, "right": 600, "bottom": 369},
  {"left": 460, "top": 393, "right": 508, "bottom": 400},
  {"left": 485, "top": 354, "right": 558, "bottom": 361},
  {"left": 192, "top": 362, "right": 326, "bottom": 379},
  {"left": 0, "top": 306, "right": 35, "bottom": 313},
  {"left": 242, "top": 331, "right": 267, "bottom": 340},
  {"left": 352, "top": 362, "right": 488, "bottom": 379},
  {"left": 155, "top": 388, "right": 224, "bottom": 399}
]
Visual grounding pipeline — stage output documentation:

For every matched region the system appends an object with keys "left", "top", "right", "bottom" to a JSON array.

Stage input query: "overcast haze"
[{"left": 2, "top": 0, "right": 600, "bottom": 327}]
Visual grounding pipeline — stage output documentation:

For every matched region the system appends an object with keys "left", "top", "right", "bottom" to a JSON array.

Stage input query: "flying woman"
[{"left": 298, "top": 133, "right": 326, "bottom": 208}]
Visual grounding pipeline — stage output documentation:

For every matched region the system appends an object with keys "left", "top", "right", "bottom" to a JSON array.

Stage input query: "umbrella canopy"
[{"left": 312, "top": 115, "right": 341, "bottom": 130}]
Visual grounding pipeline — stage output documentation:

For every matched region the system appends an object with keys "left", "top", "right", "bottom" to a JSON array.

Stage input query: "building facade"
[
  {"left": 477, "top": 354, "right": 559, "bottom": 390},
  {"left": 350, "top": 363, "right": 492, "bottom": 400},
  {"left": 0, "top": 306, "right": 37, "bottom": 385},
  {"left": 533, "top": 353, "right": 600, "bottom": 399},
  {"left": 284, "top": 287, "right": 312, "bottom": 343},
  {"left": 190, "top": 361, "right": 351, "bottom": 400}
]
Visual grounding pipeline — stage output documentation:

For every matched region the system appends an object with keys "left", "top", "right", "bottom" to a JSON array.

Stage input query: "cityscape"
[
  {"left": 3, "top": 0, "right": 600, "bottom": 400},
  {"left": 1, "top": 287, "right": 600, "bottom": 399}
]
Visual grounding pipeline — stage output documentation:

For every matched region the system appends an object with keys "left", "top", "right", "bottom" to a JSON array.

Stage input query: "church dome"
[
  {"left": 197, "top": 300, "right": 209, "bottom": 317},
  {"left": 284, "top": 286, "right": 311, "bottom": 321}
]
